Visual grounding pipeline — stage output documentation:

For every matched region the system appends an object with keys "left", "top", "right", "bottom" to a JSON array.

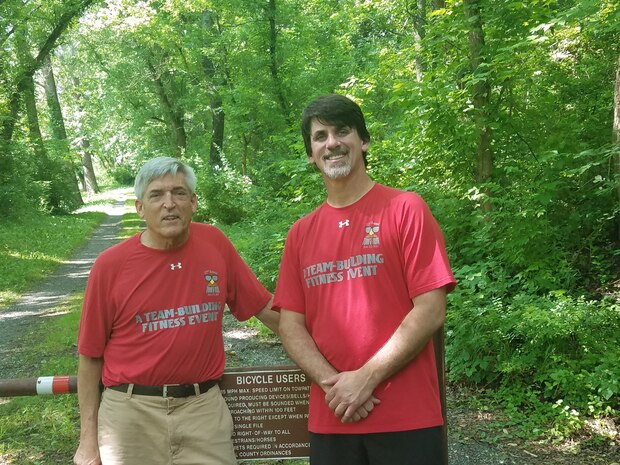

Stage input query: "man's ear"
[{"left": 135, "top": 199, "right": 144, "bottom": 218}]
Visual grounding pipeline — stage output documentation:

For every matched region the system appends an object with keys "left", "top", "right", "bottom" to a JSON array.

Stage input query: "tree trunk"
[
  {"left": 23, "top": 74, "right": 48, "bottom": 162},
  {"left": 80, "top": 137, "right": 100, "bottom": 196},
  {"left": 1, "top": 0, "right": 95, "bottom": 144},
  {"left": 210, "top": 93, "right": 225, "bottom": 167},
  {"left": 24, "top": 72, "right": 84, "bottom": 211},
  {"left": 242, "top": 134, "right": 249, "bottom": 177},
  {"left": 267, "top": 0, "right": 290, "bottom": 123},
  {"left": 147, "top": 58, "right": 187, "bottom": 158},
  {"left": 43, "top": 55, "right": 96, "bottom": 196},
  {"left": 410, "top": 0, "right": 427, "bottom": 82},
  {"left": 69, "top": 76, "right": 100, "bottom": 194},
  {"left": 613, "top": 53, "right": 620, "bottom": 242},
  {"left": 42, "top": 55, "right": 68, "bottom": 141},
  {"left": 201, "top": 11, "right": 225, "bottom": 168},
  {"left": 42, "top": 55, "right": 86, "bottom": 205},
  {"left": 1, "top": 89, "right": 22, "bottom": 144},
  {"left": 464, "top": 0, "right": 493, "bottom": 212}
]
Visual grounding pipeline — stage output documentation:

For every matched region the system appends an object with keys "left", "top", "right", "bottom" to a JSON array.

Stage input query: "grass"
[
  {"left": 0, "top": 296, "right": 82, "bottom": 464},
  {"left": 0, "top": 212, "right": 105, "bottom": 309}
]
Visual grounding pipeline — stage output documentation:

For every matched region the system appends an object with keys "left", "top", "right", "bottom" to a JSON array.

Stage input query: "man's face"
[
  {"left": 308, "top": 119, "right": 369, "bottom": 180},
  {"left": 135, "top": 172, "right": 197, "bottom": 249}
]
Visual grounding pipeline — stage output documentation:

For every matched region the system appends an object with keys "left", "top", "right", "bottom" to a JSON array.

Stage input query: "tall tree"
[
  {"left": 266, "top": 0, "right": 290, "bottom": 123},
  {"left": 613, "top": 53, "right": 620, "bottom": 241},
  {"left": 42, "top": 55, "right": 98, "bottom": 195},
  {"left": 42, "top": 55, "right": 69, "bottom": 142},
  {"left": 147, "top": 54, "right": 187, "bottom": 158},
  {"left": 463, "top": 0, "right": 493, "bottom": 211},
  {"left": 23, "top": 74, "right": 48, "bottom": 163},
  {"left": 25, "top": 69, "right": 83, "bottom": 211},
  {"left": 1, "top": 0, "right": 97, "bottom": 144},
  {"left": 18, "top": 31, "right": 83, "bottom": 211},
  {"left": 409, "top": 0, "right": 427, "bottom": 81},
  {"left": 201, "top": 11, "right": 224, "bottom": 168},
  {"left": 79, "top": 137, "right": 100, "bottom": 195}
]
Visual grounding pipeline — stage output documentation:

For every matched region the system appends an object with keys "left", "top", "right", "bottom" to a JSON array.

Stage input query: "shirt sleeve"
[
  {"left": 400, "top": 194, "right": 457, "bottom": 298},
  {"left": 77, "top": 254, "right": 115, "bottom": 358},
  {"left": 272, "top": 222, "right": 306, "bottom": 313}
]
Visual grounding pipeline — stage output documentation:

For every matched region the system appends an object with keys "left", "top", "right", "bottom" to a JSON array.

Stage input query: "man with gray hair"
[{"left": 74, "top": 156, "right": 278, "bottom": 465}]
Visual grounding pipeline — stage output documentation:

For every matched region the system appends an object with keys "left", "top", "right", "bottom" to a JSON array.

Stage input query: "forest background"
[{"left": 1, "top": 0, "right": 619, "bottom": 456}]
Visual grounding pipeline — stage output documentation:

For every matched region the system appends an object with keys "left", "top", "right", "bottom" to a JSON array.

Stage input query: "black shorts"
[{"left": 309, "top": 426, "right": 444, "bottom": 465}]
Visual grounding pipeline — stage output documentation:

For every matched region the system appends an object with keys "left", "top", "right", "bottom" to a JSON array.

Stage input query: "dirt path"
[{"left": 0, "top": 190, "right": 131, "bottom": 380}]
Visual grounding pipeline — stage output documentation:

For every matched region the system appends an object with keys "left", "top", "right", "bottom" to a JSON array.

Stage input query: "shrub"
[
  {"left": 446, "top": 289, "right": 620, "bottom": 419},
  {"left": 109, "top": 162, "right": 135, "bottom": 186},
  {"left": 195, "top": 165, "right": 254, "bottom": 225}
]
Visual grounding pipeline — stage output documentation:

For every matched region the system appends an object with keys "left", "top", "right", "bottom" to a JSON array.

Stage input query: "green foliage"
[
  {"left": 219, "top": 193, "right": 306, "bottom": 292},
  {"left": 37, "top": 156, "right": 84, "bottom": 214},
  {"left": 109, "top": 162, "right": 135, "bottom": 187},
  {"left": 0, "top": 144, "right": 48, "bottom": 218},
  {"left": 218, "top": 151, "right": 325, "bottom": 290},
  {"left": 446, "top": 290, "right": 620, "bottom": 438},
  {"left": 195, "top": 164, "right": 255, "bottom": 225}
]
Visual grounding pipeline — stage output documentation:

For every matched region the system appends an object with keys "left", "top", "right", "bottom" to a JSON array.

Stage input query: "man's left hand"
[{"left": 323, "top": 370, "right": 381, "bottom": 423}]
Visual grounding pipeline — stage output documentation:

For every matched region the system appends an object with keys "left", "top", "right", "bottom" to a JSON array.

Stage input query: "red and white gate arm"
[{"left": 0, "top": 376, "right": 77, "bottom": 397}]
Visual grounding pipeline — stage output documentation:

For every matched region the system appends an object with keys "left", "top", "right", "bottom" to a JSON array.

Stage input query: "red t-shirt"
[
  {"left": 78, "top": 222, "right": 271, "bottom": 386},
  {"left": 273, "top": 184, "right": 456, "bottom": 434}
]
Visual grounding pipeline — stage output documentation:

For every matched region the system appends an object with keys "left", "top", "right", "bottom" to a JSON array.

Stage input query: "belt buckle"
[{"left": 163, "top": 384, "right": 180, "bottom": 398}]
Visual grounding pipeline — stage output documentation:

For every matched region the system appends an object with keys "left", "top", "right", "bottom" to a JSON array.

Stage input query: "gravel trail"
[{"left": 0, "top": 191, "right": 130, "bottom": 380}]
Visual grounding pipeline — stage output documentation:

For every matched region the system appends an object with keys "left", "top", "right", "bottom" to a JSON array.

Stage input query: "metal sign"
[{"left": 220, "top": 366, "right": 310, "bottom": 460}]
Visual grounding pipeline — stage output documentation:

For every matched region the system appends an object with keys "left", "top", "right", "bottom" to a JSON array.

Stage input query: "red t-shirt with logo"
[
  {"left": 273, "top": 184, "right": 456, "bottom": 434},
  {"left": 78, "top": 222, "right": 271, "bottom": 386}
]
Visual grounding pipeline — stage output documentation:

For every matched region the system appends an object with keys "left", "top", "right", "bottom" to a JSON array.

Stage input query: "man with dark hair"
[
  {"left": 273, "top": 94, "right": 456, "bottom": 464},
  {"left": 300, "top": 93, "right": 371, "bottom": 166},
  {"left": 74, "top": 156, "right": 279, "bottom": 465}
]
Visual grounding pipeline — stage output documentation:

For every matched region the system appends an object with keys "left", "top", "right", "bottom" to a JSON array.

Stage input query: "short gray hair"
[{"left": 134, "top": 157, "right": 197, "bottom": 200}]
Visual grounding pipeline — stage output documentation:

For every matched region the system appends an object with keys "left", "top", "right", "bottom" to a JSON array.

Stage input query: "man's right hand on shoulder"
[{"left": 73, "top": 440, "right": 101, "bottom": 465}]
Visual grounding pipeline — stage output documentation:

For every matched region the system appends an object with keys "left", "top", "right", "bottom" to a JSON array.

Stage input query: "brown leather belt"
[{"left": 107, "top": 379, "right": 218, "bottom": 398}]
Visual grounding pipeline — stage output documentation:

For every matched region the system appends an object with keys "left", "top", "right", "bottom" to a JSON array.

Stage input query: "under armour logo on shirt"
[
  {"left": 339, "top": 219, "right": 350, "bottom": 228},
  {"left": 170, "top": 262, "right": 182, "bottom": 270}
]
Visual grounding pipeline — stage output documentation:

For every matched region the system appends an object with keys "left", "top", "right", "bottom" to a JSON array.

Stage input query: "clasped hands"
[{"left": 323, "top": 370, "right": 381, "bottom": 423}]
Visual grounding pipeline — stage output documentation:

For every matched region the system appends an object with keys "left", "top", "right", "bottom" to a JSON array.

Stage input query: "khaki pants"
[{"left": 98, "top": 384, "right": 237, "bottom": 465}]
